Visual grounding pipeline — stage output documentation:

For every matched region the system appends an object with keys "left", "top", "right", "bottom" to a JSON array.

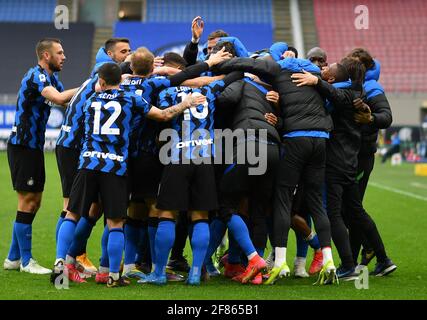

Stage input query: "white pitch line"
[
  {"left": 369, "top": 182, "right": 427, "bottom": 202},
  {"left": 411, "top": 182, "right": 427, "bottom": 190}
]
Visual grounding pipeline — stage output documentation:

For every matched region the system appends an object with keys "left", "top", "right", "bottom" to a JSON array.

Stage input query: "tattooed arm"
[{"left": 145, "top": 92, "right": 207, "bottom": 122}]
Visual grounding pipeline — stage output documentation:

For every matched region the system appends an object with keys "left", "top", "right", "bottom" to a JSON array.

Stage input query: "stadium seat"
[{"left": 313, "top": 0, "right": 427, "bottom": 93}]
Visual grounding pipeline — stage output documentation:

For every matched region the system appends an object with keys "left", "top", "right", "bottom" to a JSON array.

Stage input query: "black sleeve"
[
  {"left": 216, "top": 79, "right": 244, "bottom": 106},
  {"left": 119, "top": 62, "right": 132, "bottom": 74},
  {"left": 315, "top": 80, "right": 354, "bottom": 107},
  {"left": 212, "top": 58, "right": 281, "bottom": 83},
  {"left": 183, "top": 41, "right": 199, "bottom": 66},
  {"left": 209, "top": 71, "right": 245, "bottom": 98},
  {"left": 168, "top": 61, "right": 209, "bottom": 86},
  {"left": 367, "top": 93, "right": 393, "bottom": 129}
]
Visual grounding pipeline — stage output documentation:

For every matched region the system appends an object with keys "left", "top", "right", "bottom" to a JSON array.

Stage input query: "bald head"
[
  {"left": 130, "top": 47, "right": 154, "bottom": 76},
  {"left": 307, "top": 47, "right": 328, "bottom": 68}
]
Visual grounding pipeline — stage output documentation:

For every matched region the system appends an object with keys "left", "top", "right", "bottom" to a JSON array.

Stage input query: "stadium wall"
[{"left": 0, "top": 22, "right": 94, "bottom": 93}]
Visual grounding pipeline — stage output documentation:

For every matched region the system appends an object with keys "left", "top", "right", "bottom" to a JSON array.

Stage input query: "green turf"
[{"left": 0, "top": 151, "right": 426, "bottom": 300}]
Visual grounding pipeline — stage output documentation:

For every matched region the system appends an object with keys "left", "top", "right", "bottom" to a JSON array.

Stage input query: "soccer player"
[
  {"left": 55, "top": 38, "right": 132, "bottom": 278},
  {"left": 214, "top": 44, "right": 338, "bottom": 285},
  {"left": 209, "top": 67, "right": 282, "bottom": 285},
  {"left": 140, "top": 54, "right": 243, "bottom": 286},
  {"left": 53, "top": 62, "right": 207, "bottom": 287},
  {"left": 119, "top": 47, "right": 230, "bottom": 281},
  {"left": 291, "top": 57, "right": 396, "bottom": 278},
  {"left": 4, "top": 38, "right": 77, "bottom": 274},
  {"left": 346, "top": 48, "right": 392, "bottom": 268}
]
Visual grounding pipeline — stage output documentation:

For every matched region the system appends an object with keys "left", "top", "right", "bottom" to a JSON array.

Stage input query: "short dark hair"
[
  {"left": 104, "top": 38, "right": 130, "bottom": 52},
  {"left": 98, "top": 63, "right": 122, "bottom": 86},
  {"left": 208, "top": 30, "right": 229, "bottom": 40},
  {"left": 347, "top": 47, "right": 374, "bottom": 70},
  {"left": 163, "top": 52, "right": 187, "bottom": 69},
  {"left": 211, "top": 41, "right": 236, "bottom": 57},
  {"left": 340, "top": 56, "right": 366, "bottom": 88},
  {"left": 288, "top": 46, "right": 299, "bottom": 58},
  {"left": 36, "top": 38, "right": 61, "bottom": 60}
]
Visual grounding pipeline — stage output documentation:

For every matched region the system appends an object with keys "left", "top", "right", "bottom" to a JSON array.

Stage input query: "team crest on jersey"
[
  {"left": 27, "top": 177, "right": 34, "bottom": 186},
  {"left": 39, "top": 74, "right": 46, "bottom": 83}
]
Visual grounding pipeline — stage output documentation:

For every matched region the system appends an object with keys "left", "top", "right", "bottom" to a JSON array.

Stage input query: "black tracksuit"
[
  {"left": 317, "top": 79, "right": 389, "bottom": 269},
  {"left": 214, "top": 57, "right": 333, "bottom": 249},
  {"left": 215, "top": 78, "right": 281, "bottom": 249}
]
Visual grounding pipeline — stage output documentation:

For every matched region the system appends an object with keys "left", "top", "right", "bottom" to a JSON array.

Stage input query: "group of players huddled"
[{"left": 4, "top": 16, "right": 397, "bottom": 288}]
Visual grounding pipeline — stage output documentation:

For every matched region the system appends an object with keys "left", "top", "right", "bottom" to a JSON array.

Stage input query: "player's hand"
[
  {"left": 353, "top": 98, "right": 370, "bottom": 112},
  {"left": 183, "top": 92, "right": 207, "bottom": 108},
  {"left": 291, "top": 70, "right": 319, "bottom": 86},
  {"left": 191, "top": 16, "right": 204, "bottom": 42},
  {"left": 264, "top": 113, "right": 278, "bottom": 126},
  {"left": 205, "top": 47, "right": 232, "bottom": 67},
  {"left": 154, "top": 56, "right": 164, "bottom": 68},
  {"left": 354, "top": 107, "right": 374, "bottom": 124},
  {"left": 266, "top": 91, "right": 279, "bottom": 104},
  {"left": 282, "top": 50, "right": 295, "bottom": 59}
]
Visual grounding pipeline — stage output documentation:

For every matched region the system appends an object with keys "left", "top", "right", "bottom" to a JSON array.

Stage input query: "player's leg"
[
  {"left": 140, "top": 163, "right": 188, "bottom": 285},
  {"left": 266, "top": 138, "right": 307, "bottom": 284},
  {"left": 304, "top": 138, "right": 338, "bottom": 285},
  {"left": 343, "top": 184, "right": 397, "bottom": 276},
  {"left": 5, "top": 143, "right": 50, "bottom": 274},
  {"left": 101, "top": 172, "right": 130, "bottom": 288},
  {"left": 187, "top": 211, "right": 210, "bottom": 285},
  {"left": 168, "top": 211, "right": 190, "bottom": 273}
]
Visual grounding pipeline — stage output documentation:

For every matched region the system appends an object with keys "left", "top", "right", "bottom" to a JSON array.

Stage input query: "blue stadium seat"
[
  {"left": 0, "top": 0, "right": 56, "bottom": 22},
  {"left": 146, "top": 0, "right": 272, "bottom": 24}
]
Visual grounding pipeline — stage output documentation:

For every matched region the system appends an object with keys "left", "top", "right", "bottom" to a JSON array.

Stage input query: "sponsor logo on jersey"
[
  {"left": 176, "top": 139, "right": 213, "bottom": 149},
  {"left": 82, "top": 150, "right": 124, "bottom": 162}
]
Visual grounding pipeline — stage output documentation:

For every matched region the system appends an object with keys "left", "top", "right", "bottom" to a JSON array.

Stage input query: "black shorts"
[
  {"left": 156, "top": 163, "right": 218, "bottom": 211},
  {"left": 55, "top": 145, "right": 80, "bottom": 198},
  {"left": 219, "top": 140, "right": 279, "bottom": 211},
  {"left": 7, "top": 143, "right": 45, "bottom": 192},
  {"left": 67, "top": 169, "right": 128, "bottom": 220},
  {"left": 128, "top": 152, "right": 163, "bottom": 201}
]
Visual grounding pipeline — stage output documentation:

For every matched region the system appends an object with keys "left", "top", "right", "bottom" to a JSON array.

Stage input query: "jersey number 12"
[{"left": 91, "top": 101, "right": 121, "bottom": 135}]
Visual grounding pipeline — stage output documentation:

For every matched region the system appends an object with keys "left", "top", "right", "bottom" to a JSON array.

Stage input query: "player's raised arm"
[
  {"left": 146, "top": 92, "right": 206, "bottom": 122},
  {"left": 41, "top": 86, "right": 78, "bottom": 106}
]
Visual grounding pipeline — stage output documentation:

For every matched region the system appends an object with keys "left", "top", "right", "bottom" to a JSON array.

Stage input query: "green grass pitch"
[{"left": 0, "top": 151, "right": 426, "bottom": 300}]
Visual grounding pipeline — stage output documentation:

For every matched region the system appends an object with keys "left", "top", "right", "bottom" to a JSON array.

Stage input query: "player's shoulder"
[{"left": 26, "top": 65, "right": 49, "bottom": 83}]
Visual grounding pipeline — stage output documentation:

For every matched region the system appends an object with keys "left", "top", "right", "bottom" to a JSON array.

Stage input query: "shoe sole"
[{"left": 375, "top": 265, "right": 397, "bottom": 277}]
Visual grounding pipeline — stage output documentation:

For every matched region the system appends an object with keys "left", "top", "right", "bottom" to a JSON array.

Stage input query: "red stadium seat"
[{"left": 313, "top": 0, "right": 427, "bottom": 93}]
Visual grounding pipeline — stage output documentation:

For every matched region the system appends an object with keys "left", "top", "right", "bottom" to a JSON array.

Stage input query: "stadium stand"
[
  {"left": 313, "top": 0, "right": 427, "bottom": 93},
  {"left": 0, "top": 0, "right": 56, "bottom": 22},
  {"left": 146, "top": 0, "right": 273, "bottom": 23}
]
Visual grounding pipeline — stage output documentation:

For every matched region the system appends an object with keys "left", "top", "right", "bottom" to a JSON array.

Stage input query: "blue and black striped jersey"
[
  {"left": 120, "top": 75, "right": 176, "bottom": 157},
  {"left": 9, "top": 65, "right": 64, "bottom": 150},
  {"left": 56, "top": 75, "right": 98, "bottom": 150},
  {"left": 157, "top": 79, "right": 228, "bottom": 162},
  {"left": 79, "top": 89, "right": 151, "bottom": 176}
]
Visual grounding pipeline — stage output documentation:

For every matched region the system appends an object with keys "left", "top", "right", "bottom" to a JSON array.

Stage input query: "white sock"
[
  {"left": 248, "top": 252, "right": 257, "bottom": 260},
  {"left": 294, "top": 256, "right": 306, "bottom": 266},
  {"left": 274, "top": 247, "right": 287, "bottom": 268},
  {"left": 109, "top": 272, "right": 119, "bottom": 281},
  {"left": 322, "top": 247, "right": 333, "bottom": 265},
  {"left": 123, "top": 263, "right": 135, "bottom": 274},
  {"left": 99, "top": 266, "right": 109, "bottom": 273}
]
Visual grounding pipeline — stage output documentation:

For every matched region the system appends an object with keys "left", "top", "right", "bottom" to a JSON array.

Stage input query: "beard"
[{"left": 48, "top": 61, "right": 62, "bottom": 72}]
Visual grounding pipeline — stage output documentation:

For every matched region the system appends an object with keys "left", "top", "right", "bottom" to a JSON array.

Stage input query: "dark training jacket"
[
  {"left": 213, "top": 57, "right": 333, "bottom": 136},
  {"left": 216, "top": 78, "right": 281, "bottom": 144},
  {"left": 316, "top": 80, "right": 366, "bottom": 183},
  {"left": 360, "top": 60, "right": 393, "bottom": 155}
]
